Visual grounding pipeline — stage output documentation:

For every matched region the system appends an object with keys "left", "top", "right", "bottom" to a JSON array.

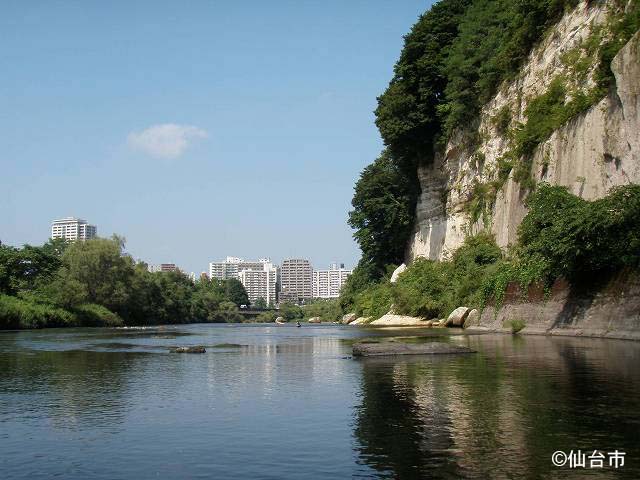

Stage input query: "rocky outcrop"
[
  {"left": 308, "top": 317, "right": 322, "bottom": 323},
  {"left": 408, "top": 2, "right": 640, "bottom": 261}
]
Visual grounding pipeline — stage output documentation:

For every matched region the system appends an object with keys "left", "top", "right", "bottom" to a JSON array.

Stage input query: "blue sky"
[{"left": 1, "top": 0, "right": 431, "bottom": 273}]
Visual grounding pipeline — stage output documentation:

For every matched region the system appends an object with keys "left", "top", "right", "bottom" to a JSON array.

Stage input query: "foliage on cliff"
[
  {"left": 482, "top": 183, "right": 640, "bottom": 307},
  {"left": 348, "top": 152, "right": 417, "bottom": 280},
  {"left": 343, "top": 233, "right": 503, "bottom": 319},
  {"left": 344, "top": 184, "right": 640, "bottom": 319},
  {"left": 351, "top": 0, "right": 588, "bottom": 283},
  {"left": 0, "top": 237, "right": 249, "bottom": 329}
]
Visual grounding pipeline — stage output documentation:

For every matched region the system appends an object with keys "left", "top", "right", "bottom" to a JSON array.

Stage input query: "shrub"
[
  {"left": 302, "top": 299, "right": 342, "bottom": 322},
  {"left": 256, "top": 311, "right": 276, "bottom": 323},
  {"left": 492, "top": 105, "right": 512, "bottom": 134},
  {"left": 73, "top": 304, "right": 123, "bottom": 327},
  {"left": 0, "top": 294, "right": 77, "bottom": 329},
  {"left": 508, "top": 319, "right": 526, "bottom": 333},
  {"left": 481, "top": 184, "right": 640, "bottom": 308}
]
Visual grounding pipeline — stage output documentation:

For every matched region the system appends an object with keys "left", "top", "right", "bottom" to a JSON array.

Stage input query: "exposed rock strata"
[{"left": 408, "top": 3, "right": 640, "bottom": 260}]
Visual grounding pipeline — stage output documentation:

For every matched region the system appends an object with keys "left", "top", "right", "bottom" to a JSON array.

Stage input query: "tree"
[
  {"left": 348, "top": 151, "right": 417, "bottom": 281},
  {"left": 57, "top": 236, "right": 135, "bottom": 314},
  {"left": 279, "top": 302, "right": 303, "bottom": 321},
  {"left": 253, "top": 297, "right": 267, "bottom": 309},
  {"left": 375, "top": 0, "right": 471, "bottom": 169},
  {"left": 224, "top": 278, "right": 249, "bottom": 306}
]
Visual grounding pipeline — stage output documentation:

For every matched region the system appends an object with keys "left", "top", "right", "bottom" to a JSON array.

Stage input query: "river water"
[{"left": 1, "top": 324, "right": 639, "bottom": 479}]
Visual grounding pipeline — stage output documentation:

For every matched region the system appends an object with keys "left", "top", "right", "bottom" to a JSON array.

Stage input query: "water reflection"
[
  {"left": 0, "top": 349, "right": 151, "bottom": 431},
  {"left": 2, "top": 326, "right": 640, "bottom": 479},
  {"left": 353, "top": 335, "right": 640, "bottom": 479}
]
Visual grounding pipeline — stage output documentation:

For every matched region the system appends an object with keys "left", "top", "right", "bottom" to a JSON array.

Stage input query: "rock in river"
[
  {"left": 170, "top": 346, "right": 206, "bottom": 353},
  {"left": 352, "top": 341, "right": 475, "bottom": 357},
  {"left": 341, "top": 313, "right": 357, "bottom": 324},
  {"left": 445, "top": 307, "right": 471, "bottom": 327}
]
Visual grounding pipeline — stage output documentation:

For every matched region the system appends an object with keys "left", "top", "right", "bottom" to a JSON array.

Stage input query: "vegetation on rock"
[
  {"left": 351, "top": 0, "right": 639, "bottom": 283},
  {"left": 343, "top": 185, "right": 640, "bottom": 320}
]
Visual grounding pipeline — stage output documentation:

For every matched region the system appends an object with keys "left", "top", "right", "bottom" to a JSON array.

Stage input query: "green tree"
[
  {"left": 253, "top": 297, "right": 268, "bottom": 309},
  {"left": 375, "top": 0, "right": 471, "bottom": 169},
  {"left": 57, "top": 236, "right": 135, "bottom": 314},
  {"left": 224, "top": 278, "right": 249, "bottom": 306},
  {"left": 348, "top": 152, "right": 417, "bottom": 280},
  {"left": 279, "top": 302, "right": 303, "bottom": 321}
]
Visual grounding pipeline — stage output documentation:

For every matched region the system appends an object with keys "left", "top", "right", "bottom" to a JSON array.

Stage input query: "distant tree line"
[{"left": 0, "top": 236, "right": 249, "bottom": 329}]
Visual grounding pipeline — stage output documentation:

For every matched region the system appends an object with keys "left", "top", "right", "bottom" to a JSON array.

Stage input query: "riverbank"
[{"left": 347, "top": 270, "right": 640, "bottom": 341}]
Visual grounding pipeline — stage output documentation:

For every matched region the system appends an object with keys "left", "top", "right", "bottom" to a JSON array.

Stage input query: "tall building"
[
  {"left": 280, "top": 258, "right": 313, "bottom": 303},
  {"left": 149, "top": 263, "right": 178, "bottom": 273},
  {"left": 209, "top": 256, "right": 270, "bottom": 280},
  {"left": 238, "top": 263, "right": 277, "bottom": 305},
  {"left": 209, "top": 257, "right": 277, "bottom": 306},
  {"left": 51, "top": 217, "right": 97, "bottom": 241},
  {"left": 313, "top": 263, "right": 352, "bottom": 299}
]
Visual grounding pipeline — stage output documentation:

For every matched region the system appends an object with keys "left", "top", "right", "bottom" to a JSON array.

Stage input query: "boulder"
[
  {"left": 390, "top": 263, "right": 407, "bottom": 283},
  {"left": 341, "top": 313, "right": 357, "bottom": 324},
  {"left": 275, "top": 316, "right": 286, "bottom": 324},
  {"left": 170, "top": 346, "right": 206, "bottom": 353},
  {"left": 445, "top": 307, "right": 471, "bottom": 327},
  {"left": 308, "top": 317, "right": 322, "bottom": 323},
  {"left": 369, "top": 313, "right": 430, "bottom": 326},
  {"left": 350, "top": 317, "right": 371, "bottom": 326},
  {"left": 464, "top": 309, "right": 480, "bottom": 328},
  {"left": 353, "top": 341, "right": 476, "bottom": 357}
]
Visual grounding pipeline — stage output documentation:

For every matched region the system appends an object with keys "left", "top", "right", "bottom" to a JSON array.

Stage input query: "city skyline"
[{"left": 0, "top": 0, "right": 430, "bottom": 274}]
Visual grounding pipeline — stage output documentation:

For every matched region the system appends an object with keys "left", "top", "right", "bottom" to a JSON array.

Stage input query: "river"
[{"left": 1, "top": 324, "right": 639, "bottom": 479}]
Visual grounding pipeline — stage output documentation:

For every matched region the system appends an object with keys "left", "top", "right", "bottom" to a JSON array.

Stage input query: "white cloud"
[{"left": 127, "top": 124, "right": 208, "bottom": 159}]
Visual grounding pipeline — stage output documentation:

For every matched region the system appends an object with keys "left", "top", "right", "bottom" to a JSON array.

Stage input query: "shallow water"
[{"left": 1, "top": 324, "right": 639, "bottom": 479}]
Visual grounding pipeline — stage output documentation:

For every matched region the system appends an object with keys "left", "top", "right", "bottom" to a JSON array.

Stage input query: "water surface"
[{"left": 1, "top": 324, "right": 639, "bottom": 479}]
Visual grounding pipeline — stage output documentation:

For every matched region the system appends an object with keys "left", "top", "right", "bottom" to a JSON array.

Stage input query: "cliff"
[{"left": 408, "top": 1, "right": 640, "bottom": 261}]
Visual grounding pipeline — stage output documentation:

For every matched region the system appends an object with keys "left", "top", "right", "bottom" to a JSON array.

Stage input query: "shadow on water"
[{"left": 352, "top": 335, "right": 640, "bottom": 479}]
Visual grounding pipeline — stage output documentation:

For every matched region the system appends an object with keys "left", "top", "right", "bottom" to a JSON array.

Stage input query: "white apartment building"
[
  {"left": 238, "top": 264, "right": 277, "bottom": 305},
  {"left": 51, "top": 217, "right": 97, "bottom": 241},
  {"left": 209, "top": 256, "right": 271, "bottom": 280},
  {"left": 209, "top": 257, "right": 277, "bottom": 306},
  {"left": 148, "top": 263, "right": 178, "bottom": 273},
  {"left": 313, "top": 263, "right": 352, "bottom": 299}
]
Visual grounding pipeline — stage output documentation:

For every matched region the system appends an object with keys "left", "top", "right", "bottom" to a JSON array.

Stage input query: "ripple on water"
[{"left": 1, "top": 325, "right": 639, "bottom": 479}]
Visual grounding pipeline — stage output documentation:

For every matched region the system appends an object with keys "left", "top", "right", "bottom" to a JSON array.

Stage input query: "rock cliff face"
[{"left": 408, "top": 1, "right": 640, "bottom": 261}]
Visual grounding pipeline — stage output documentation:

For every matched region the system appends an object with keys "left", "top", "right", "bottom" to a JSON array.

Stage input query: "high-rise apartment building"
[
  {"left": 238, "top": 264, "right": 277, "bottom": 305},
  {"left": 209, "top": 257, "right": 277, "bottom": 306},
  {"left": 209, "top": 256, "right": 270, "bottom": 280},
  {"left": 51, "top": 217, "right": 97, "bottom": 241},
  {"left": 280, "top": 258, "right": 313, "bottom": 303},
  {"left": 149, "top": 263, "right": 178, "bottom": 273},
  {"left": 313, "top": 263, "right": 352, "bottom": 299}
]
